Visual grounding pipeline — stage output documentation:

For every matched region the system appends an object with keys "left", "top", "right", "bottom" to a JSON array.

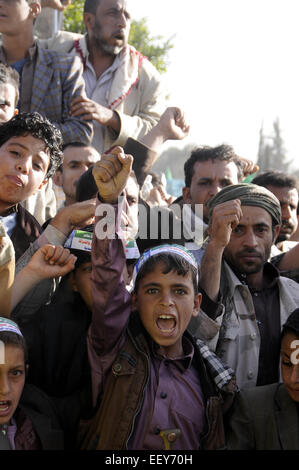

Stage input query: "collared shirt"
[
  {"left": 128, "top": 336, "right": 206, "bottom": 450},
  {"left": 200, "top": 262, "right": 281, "bottom": 387},
  {"left": 82, "top": 36, "right": 122, "bottom": 152},
  {"left": 0, "top": 43, "right": 37, "bottom": 112}
]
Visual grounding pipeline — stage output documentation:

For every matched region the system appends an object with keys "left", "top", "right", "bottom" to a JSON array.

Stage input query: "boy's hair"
[
  {"left": 0, "top": 330, "right": 28, "bottom": 363},
  {"left": 0, "top": 112, "right": 63, "bottom": 179},
  {"left": 282, "top": 309, "right": 299, "bottom": 340},
  {"left": 184, "top": 144, "right": 243, "bottom": 187},
  {"left": 133, "top": 252, "right": 198, "bottom": 295},
  {"left": 0, "top": 64, "right": 20, "bottom": 106}
]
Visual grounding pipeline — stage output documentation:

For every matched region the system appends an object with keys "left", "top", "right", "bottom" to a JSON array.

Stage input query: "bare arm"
[
  {"left": 140, "top": 106, "right": 190, "bottom": 152},
  {"left": 40, "top": 0, "right": 71, "bottom": 10}
]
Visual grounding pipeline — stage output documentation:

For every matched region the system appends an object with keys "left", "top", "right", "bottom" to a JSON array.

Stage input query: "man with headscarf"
[{"left": 192, "top": 183, "right": 299, "bottom": 390}]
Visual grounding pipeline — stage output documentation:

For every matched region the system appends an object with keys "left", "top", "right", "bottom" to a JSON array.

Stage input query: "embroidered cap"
[
  {"left": 0, "top": 317, "right": 23, "bottom": 337},
  {"left": 132, "top": 244, "right": 198, "bottom": 287}
]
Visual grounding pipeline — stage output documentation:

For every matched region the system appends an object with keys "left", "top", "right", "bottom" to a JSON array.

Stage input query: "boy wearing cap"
[{"left": 79, "top": 147, "right": 236, "bottom": 451}]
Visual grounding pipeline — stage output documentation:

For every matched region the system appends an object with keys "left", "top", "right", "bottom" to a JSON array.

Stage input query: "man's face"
[
  {"left": 223, "top": 205, "right": 279, "bottom": 275},
  {"left": 0, "top": 345, "right": 25, "bottom": 426},
  {"left": 0, "top": 134, "right": 50, "bottom": 213},
  {"left": 183, "top": 159, "right": 240, "bottom": 223},
  {"left": 0, "top": 0, "right": 38, "bottom": 34},
  {"left": 265, "top": 185, "right": 298, "bottom": 243},
  {"left": 281, "top": 331, "right": 299, "bottom": 402},
  {"left": 132, "top": 262, "right": 201, "bottom": 358},
  {"left": 57, "top": 146, "right": 99, "bottom": 204},
  {"left": 86, "top": 0, "right": 131, "bottom": 56},
  {"left": 0, "top": 84, "right": 18, "bottom": 123}
]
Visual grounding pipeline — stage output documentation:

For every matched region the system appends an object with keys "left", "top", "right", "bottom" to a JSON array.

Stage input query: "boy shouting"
[{"left": 80, "top": 147, "right": 236, "bottom": 450}]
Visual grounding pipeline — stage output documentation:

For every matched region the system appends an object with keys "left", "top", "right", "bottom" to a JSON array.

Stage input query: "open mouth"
[
  {"left": 156, "top": 315, "right": 177, "bottom": 334},
  {"left": 0, "top": 401, "right": 11, "bottom": 416}
]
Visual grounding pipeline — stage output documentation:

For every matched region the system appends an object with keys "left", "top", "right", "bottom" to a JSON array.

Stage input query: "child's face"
[
  {"left": 0, "top": 0, "right": 38, "bottom": 34},
  {"left": 0, "top": 344, "right": 25, "bottom": 425},
  {"left": 281, "top": 331, "right": 299, "bottom": 402},
  {"left": 132, "top": 262, "right": 202, "bottom": 358},
  {"left": 0, "top": 84, "right": 18, "bottom": 124},
  {"left": 0, "top": 134, "right": 50, "bottom": 212}
]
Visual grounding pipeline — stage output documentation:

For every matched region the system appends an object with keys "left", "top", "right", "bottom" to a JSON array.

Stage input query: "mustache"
[{"left": 236, "top": 249, "right": 262, "bottom": 257}]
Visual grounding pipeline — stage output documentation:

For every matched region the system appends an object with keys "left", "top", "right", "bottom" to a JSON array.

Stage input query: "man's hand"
[
  {"left": 240, "top": 158, "right": 259, "bottom": 179},
  {"left": 50, "top": 199, "right": 96, "bottom": 236},
  {"left": 70, "top": 96, "right": 121, "bottom": 133},
  {"left": 92, "top": 147, "right": 133, "bottom": 204},
  {"left": 157, "top": 107, "right": 190, "bottom": 141},
  {"left": 25, "top": 245, "right": 77, "bottom": 282},
  {"left": 40, "top": 0, "right": 71, "bottom": 11},
  {"left": 208, "top": 200, "right": 243, "bottom": 249}
]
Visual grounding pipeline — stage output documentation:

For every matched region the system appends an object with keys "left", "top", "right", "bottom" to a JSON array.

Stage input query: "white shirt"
[{"left": 83, "top": 41, "right": 122, "bottom": 153}]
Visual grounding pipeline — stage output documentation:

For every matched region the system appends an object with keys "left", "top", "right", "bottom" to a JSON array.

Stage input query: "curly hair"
[{"left": 0, "top": 112, "right": 63, "bottom": 178}]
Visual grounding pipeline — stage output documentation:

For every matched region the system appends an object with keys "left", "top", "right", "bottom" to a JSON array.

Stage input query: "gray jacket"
[{"left": 190, "top": 261, "right": 299, "bottom": 389}]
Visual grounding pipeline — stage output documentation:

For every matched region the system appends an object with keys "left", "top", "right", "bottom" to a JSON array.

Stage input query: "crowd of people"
[{"left": 0, "top": 0, "right": 298, "bottom": 452}]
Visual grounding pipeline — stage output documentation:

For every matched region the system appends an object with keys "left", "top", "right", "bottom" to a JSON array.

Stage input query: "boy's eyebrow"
[
  {"left": 8, "top": 142, "right": 48, "bottom": 165},
  {"left": 141, "top": 282, "right": 191, "bottom": 289}
]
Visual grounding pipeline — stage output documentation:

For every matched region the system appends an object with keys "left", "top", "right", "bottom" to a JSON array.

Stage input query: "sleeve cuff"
[
  {"left": 199, "top": 286, "right": 223, "bottom": 320},
  {"left": 38, "top": 224, "right": 67, "bottom": 247}
]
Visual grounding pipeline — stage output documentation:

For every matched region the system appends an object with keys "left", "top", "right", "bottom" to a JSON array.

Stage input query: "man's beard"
[
  {"left": 92, "top": 19, "right": 125, "bottom": 56},
  {"left": 224, "top": 247, "right": 270, "bottom": 275}
]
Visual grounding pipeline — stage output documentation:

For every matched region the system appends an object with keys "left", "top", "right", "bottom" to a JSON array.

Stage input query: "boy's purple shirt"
[{"left": 88, "top": 196, "right": 206, "bottom": 449}]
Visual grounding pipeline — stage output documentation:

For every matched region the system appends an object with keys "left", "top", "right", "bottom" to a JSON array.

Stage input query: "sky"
[{"left": 129, "top": 0, "right": 299, "bottom": 168}]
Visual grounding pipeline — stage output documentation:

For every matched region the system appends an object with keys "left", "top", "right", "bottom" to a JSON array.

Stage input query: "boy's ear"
[
  {"left": 14, "top": 109, "right": 18, "bottom": 116},
  {"left": 192, "top": 293, "right": 202, "bottom": 318}
]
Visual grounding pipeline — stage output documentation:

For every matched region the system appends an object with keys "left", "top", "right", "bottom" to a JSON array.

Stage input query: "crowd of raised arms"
[{"left": 0, "top": 0, "right": 298, "bottom": 453}]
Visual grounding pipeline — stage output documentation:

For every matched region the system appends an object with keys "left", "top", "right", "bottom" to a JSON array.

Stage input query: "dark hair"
[
  {"left": 252, "top": 170, "right": 299, "bottom": 191},
  {"left": 282, "top": 309, "right": 299, "bottom": 339},
  {"left": 133, "top": 252, "right": 198, "bottom": 295},
  {"left": 0, "top": 330, "right": 28, "bottom": 364},
  {"left": 184, "top": 144, "right": 243, "bottom": 187},
  {"left": 0, "top": 63, "right": 20, "bottom": 106},
  {"left": 0, "top": 112, "right": 63, "bottom": 178},
  {"left": 62, "top": 141, "right": 92, "bottom": 152},
  {"left": 84, "top": 0, "right": 101, "bottom": 14}
]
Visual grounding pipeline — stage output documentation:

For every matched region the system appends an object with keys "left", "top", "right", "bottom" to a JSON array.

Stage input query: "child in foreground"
[
  {"left": 79, "top": 147, "right": 237, "bottom": 450},
  {"left": 0, "top": 244, "right": 77, "bottom": 449}
]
